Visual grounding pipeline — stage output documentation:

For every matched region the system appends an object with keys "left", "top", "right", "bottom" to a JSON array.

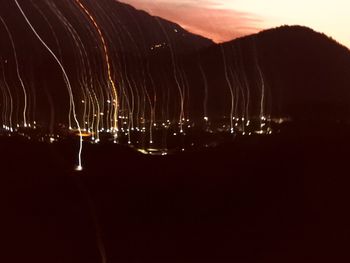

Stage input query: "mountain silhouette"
[
  {"left": 180, "top": 25, "right": 350, "bottom": 121},
  {"left": 1, "top": 0, "right": 350, "bottom": 128}
]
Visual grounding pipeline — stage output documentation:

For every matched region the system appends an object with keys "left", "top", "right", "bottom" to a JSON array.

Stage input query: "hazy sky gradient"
[{"left": 120, "top": 0, "right": 350, "bottom": 48}]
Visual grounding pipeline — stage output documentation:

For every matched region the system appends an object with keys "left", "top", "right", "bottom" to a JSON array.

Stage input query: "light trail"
[
  {"left": 0, "top": 0, "right": 279, "bottom": 162},
  {"left": 74, "top": 0, "right": 119, "bottom": 133},
  {"left": 221, "top": 46, "right": 235, "bottom": 133},
  {"left": 14, "top": 0, "right": 83, "bottom": 170},
  {"left": 198, "top": 61, "right": 209, "bottom": 122},
  {"left": 0, "top": 16, "right": 28, "bottom": 128},
  {"left": 155, "top": 17, "right": 185, "bottom": 133},
  {"left": 0, "top": 60, "right": 13, "bottom": 131}
]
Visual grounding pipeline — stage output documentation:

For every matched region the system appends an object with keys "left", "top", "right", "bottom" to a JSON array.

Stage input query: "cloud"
[{"left": 119, "top": 0, "right": 263, "bottom": 42}]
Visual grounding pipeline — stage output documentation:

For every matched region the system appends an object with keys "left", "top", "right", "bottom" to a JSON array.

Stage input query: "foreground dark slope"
[
  {"left": 183, "top": 25, "right": 350, "bottom": 120},
  {"left": 2, "top": 124, "right": 350, "bottom": 262}
]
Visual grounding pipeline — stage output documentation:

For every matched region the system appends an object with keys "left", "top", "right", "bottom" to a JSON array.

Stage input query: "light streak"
[
  {"left": 198, "top": 61, "right": 209, "bottom": 121},
  {"left": 0, "top": 16, "right": 28, "bottom": 127},
  {"left": 74, "top": 0, "right": 119, "bottom": 133},
  {"left": 0, "top": 61, "right": 13, "bottom": 131},
  {"left": 0, "top": 0, "right": 281, "bottom": 164},
  {"left": 14, "top": 0, "right": 83, "bottom": 170},
  {"left": 221, "top": 46, "right": 235, "bottom": 133}
]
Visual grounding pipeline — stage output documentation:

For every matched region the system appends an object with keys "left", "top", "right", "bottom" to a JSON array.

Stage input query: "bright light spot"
[{"left": 75, "top": 165, "right": 83, "bottom": 171}]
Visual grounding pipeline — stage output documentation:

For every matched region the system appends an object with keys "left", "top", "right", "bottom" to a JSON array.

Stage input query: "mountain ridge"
[{"left": 1, "top": 0, "right": 350, "bottom": 129}]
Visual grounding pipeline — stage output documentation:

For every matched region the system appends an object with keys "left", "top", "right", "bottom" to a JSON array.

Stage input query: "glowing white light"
[{"left": 75, "top": 165, "right": 83, "bottom": 171}]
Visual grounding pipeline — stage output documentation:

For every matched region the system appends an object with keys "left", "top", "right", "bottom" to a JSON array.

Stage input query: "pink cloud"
[{"left": 119, "top": 0, "right": 263, "bottom": 42}]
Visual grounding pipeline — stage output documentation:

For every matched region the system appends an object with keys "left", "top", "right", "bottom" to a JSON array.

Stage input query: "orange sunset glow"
[{"left": 120, "top": 0, "right": 350, "bottom": 47}]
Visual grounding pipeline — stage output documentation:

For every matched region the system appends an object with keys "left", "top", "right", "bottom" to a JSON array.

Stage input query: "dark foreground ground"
[{"left": 2, "top": 122, "right": 350, "bottom": 263}]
